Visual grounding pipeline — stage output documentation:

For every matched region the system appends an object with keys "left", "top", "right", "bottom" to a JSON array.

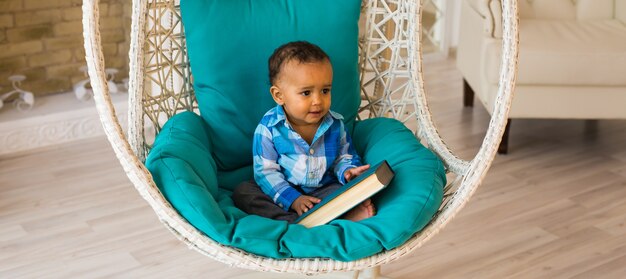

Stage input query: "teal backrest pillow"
[{"left": 181, "top": 0, "right": 362, "bottom": 171}]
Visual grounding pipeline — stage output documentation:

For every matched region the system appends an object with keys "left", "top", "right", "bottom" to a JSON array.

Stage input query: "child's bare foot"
[{"left": 342, "top": 199, "right": 375, "bottom": 222}]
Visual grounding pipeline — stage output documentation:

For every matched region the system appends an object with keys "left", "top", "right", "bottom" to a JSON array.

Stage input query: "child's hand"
[
  {"left": 344, "top": 165, "right": 370, "bottom": 182},
  {"left": 291, "top": 195, "right": 321, "bottom": 216}
]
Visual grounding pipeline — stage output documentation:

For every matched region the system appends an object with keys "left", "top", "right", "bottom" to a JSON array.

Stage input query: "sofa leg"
[
  {"left": 584, "top": 119, "right": 598, "bottom": 134},
  {"left": 498, "top": 119, "right": 511, "bottom": 154},
  {"left": 463, "top": 78, "right": 474, "bottom": 107}
]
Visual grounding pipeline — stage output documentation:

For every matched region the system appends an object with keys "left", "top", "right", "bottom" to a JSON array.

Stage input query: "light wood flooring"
[{"left": 1, "top": 58, "right": 625, "bottom": 278}]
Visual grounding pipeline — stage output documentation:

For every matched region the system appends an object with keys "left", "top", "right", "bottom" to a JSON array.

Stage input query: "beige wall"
[{"left": 0, "top": 0, "right": 130, "bottom": 97}]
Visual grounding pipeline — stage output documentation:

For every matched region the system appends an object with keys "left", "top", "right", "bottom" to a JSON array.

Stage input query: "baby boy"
[{"left": 233, "top": 41, "right": 375, "bottom": 223}]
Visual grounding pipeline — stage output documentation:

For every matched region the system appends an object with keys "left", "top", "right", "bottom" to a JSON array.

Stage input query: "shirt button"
[{"left": 309, "top": 149, "right": 314, "bottom": 155}]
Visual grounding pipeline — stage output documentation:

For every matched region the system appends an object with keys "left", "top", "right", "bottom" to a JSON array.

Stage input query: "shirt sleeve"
[
  {"left": 253, "top": 124, "right": 301, "bottom": 211},
  {"left": 333, "top": 121, "right": 363, "bottom": 184}
]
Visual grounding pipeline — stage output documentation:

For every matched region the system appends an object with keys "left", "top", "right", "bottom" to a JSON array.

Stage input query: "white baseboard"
[{"left": 0, "top": 92, "right": 128, "bottom": 156}]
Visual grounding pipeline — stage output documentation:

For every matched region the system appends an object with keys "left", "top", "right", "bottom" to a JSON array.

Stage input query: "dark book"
[{"left": 295, "top": 160, "right": 394, "bottom": 228}]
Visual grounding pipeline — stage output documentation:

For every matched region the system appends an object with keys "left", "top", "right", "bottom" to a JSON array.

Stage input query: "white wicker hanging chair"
[{"left": 82, "top": 0, "right": 519, "bottom": 275}]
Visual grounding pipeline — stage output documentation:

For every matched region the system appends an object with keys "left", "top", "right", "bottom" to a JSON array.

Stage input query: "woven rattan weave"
[{"left": 82, "top": 0, "right": 518, "bottom": 275}]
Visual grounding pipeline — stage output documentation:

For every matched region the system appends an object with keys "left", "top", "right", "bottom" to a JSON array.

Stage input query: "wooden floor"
[{"left": 1, "top": 58, "right": 626, "bottom": 278}]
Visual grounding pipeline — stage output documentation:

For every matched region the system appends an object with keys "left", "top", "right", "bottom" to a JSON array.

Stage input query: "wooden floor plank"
[{"left": 1, "top": 57, "right": 625, "bottom": 278}]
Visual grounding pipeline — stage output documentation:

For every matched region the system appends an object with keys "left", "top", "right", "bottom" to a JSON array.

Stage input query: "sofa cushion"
[
  {"left": 576, "top": 0, "right": 614, "bottom": 20},
  {"left": 516, "top": 0, "right": 615, "bottom": 20},
  {"left": 485, "top": 20, "right": 626, "bottom": 86},
  {"left": 618, "top": 0, "right": 626, "bottom": 23}
]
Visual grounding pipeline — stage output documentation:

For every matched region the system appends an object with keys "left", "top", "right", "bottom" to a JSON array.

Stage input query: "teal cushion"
[
  {"left": 146, "top": 112, "right": 446, "bottom": 261},
  {"left": 181, "top": 0, "right": 362, "bottom": 171}
]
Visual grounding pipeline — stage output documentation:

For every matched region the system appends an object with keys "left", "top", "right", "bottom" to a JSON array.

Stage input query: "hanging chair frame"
[{"left": 82, "top": 0, "right": 518, "bottom": 275}]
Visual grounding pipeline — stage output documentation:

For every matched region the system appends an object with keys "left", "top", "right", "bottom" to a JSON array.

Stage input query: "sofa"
[{"left": 457, "top": 0, "right": 626, "bottom": 153}]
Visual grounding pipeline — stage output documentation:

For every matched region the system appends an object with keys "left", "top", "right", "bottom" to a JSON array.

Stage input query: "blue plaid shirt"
[{"left": 253, "top": 105, "right": 362, "bottom": 211}]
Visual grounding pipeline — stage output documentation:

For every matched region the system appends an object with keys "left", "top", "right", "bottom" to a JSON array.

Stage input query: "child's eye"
[
  {"left": 322, "top": 88, "right": 331, "bottom": 94},
  {"left": 301, "top": 91, "right": 311, "bottom": 96}
]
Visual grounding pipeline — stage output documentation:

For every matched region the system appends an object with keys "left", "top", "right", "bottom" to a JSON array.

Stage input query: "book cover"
[{"left": 295, "top": 160, "right": 394, "bottom": 227}]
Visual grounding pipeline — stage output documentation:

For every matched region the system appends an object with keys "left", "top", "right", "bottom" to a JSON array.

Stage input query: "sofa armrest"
[
  {"left": 617, "top": 0, "right": 626, "bottom": 24},
  {"left": 457, "top": 0, "right": 500, "bottom": 99},
  {"left": 465, "top": 0, "right": 503, "bottom": 38},
  {"left": 487, "top": 0, "right": 503, "bottom": 38}
]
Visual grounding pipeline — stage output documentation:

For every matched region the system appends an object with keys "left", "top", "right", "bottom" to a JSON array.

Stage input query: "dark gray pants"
[{"left": 232, "top": 180, "right": 341, "bottom": 223}]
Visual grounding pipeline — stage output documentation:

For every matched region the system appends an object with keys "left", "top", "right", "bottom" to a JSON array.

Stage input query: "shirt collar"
[
  {"left": 266, "top": 105, "right": 343, "bottom": 128},
  {"left": 266, "top": 105, "right": 287, "bottom": 127}
]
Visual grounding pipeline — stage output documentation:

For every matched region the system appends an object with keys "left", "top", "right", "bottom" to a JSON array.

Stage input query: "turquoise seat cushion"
[
  {"left": 146, "top": 112, "right": 446, "bottom": 261},
  {"left": 181, "top": 0, "right": 362, "bottom": 171}
]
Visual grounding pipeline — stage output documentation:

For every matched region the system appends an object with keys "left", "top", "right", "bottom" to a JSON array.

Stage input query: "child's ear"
[{"left": 270, "top": 86, "right": 284, "bottom": 105}]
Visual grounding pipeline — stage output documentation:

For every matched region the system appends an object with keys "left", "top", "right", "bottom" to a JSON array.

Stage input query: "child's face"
[{"left": 270, "top": 59, "right": 333, "bottom": 128}]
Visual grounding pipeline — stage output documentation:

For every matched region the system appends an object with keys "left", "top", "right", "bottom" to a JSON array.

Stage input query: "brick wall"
[{"left": 0, "top": 0, "right": 130, "bottom": 97}]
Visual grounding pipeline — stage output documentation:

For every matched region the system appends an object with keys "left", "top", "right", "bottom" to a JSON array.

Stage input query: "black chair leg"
[
  {"left": 498, "top": 119, "right": 511, "bottom": 154},
  {"left": 584, "top": 119, "right": 599, "bottom": 140},
  {"left": 463, "top": 78, "right": 474, "bottom": 107}
]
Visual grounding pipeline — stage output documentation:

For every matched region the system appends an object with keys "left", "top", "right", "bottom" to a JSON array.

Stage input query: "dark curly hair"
[{"left": 268, "top": 41, "right": 331, "bottom": 86}]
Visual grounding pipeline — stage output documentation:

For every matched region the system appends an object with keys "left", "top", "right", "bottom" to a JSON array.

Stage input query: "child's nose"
[{"left": 311, "top": 92, "right": 322, "bottom": 104}]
